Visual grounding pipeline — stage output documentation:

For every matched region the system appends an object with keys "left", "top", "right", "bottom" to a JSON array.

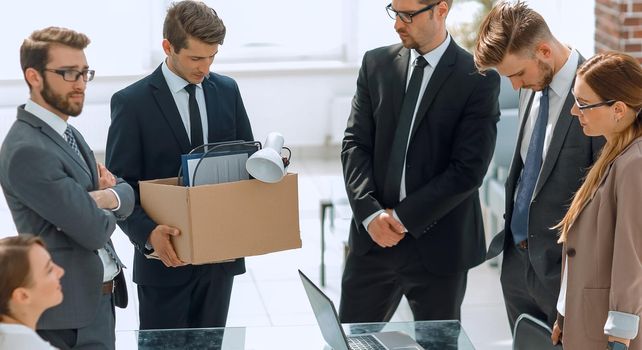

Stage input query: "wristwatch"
[{"left": 607, "top": 340, "right": 628, "bottom": 350}]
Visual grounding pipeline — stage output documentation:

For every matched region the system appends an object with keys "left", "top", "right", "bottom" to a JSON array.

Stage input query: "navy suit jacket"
[{"left": 106, "top": 65, "right": 253, "bottom": 286}]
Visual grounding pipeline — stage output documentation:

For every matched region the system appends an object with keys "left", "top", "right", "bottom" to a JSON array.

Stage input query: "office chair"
[{"left": 513, "top": 313, "right": 564, "bottom": 350}]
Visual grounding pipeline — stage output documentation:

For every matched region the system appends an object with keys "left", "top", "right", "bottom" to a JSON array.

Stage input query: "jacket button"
[{"left": 567, "top": 248, "right": 576, "bottom": 257}]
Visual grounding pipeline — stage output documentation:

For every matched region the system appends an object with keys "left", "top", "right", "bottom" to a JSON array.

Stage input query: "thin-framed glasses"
[
  {"left": 44, "top": 68, "right": 95, "bottom": 82},
  {"left": 575, "top": 99, "right": 616, "bottom": 111},
  {"left": 386, "top": 1, "right": 442, "bottom": 23}
]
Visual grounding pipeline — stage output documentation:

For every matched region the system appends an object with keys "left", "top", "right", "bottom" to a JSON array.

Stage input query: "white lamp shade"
[{"left": 246, "top": 132, "right": 287, "bottom": 183}]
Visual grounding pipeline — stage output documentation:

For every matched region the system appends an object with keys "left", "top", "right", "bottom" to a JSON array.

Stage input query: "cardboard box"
[{"left": 139, "top": 173, "right": 301, "bottom": 264}]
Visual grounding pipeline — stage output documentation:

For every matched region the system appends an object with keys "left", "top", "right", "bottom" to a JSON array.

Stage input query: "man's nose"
[{"left": 509, "top": 77, "right": 522, "bottom": 90}]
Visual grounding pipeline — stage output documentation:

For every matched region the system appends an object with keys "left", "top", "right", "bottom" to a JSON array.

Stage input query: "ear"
[
  {"left": 436, "top": 1, "right": 449, "bottom": 18},
  {"left": 613, "top": 101, "right": 627, "bottom": 120},
  {"left": 535, "top": 42, "right": 553, "bottom": 60},
  {"left": 24, "top": 68, "right": 42, "bottom": 90},
  {"left": 11, "top": 287, "right": 30, "bottom": 305},
  {"left": 162, "top": 39, "right": 172, "bottom": 56}
]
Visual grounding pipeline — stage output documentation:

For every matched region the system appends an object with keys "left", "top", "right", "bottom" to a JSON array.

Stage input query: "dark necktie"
[
  {"left": 185, "top": 84, "right": 204, "bottom": 148},
  {"left": 104, "top": 241, "right": 123, "bottom": 269},
  {"left": 510, "top": 87, "right": 550, "bottom": 245},
  {"left": 383, "top": 56, "right": 429, "bottom": 206},
  {"left": 64, "top": 126, "right": 82, "bottom": 158}
]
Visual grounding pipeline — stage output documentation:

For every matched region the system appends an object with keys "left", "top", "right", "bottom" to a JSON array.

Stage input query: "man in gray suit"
[
  {"left": 0, "top": 27, "right": 134, "bottom": 350},
  {"left": 473, "top": 1, "right": 603, "bottom": 331}
]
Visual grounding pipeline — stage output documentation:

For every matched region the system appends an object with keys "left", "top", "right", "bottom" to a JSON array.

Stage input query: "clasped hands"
[{"left": 367, "top": 209, "right": 406, "bottom": 248}]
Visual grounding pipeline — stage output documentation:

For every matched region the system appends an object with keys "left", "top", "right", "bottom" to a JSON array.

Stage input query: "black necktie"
[
  {"left": 383, "top": 56, "right": 429, "bottom": 206},
  {"left": 185, "top": 84, "right": 204, "bottom": 148},
  {"left": 510, "top": 87, "right": 550, "bottom": 245}
]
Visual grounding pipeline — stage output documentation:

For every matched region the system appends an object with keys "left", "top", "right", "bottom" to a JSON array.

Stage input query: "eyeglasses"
[
  {"left": 386, "top": 1, "right": 441, "bottom": 23},
  {"left": 575, "top": 99, "right": 616, "bottom": 111},
  {"left": 43, "top": 68, "right": 95, "bottom": 82}
]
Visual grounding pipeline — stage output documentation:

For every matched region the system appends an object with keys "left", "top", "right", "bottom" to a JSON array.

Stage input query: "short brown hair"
[
  {"left": 163, "top": 0, "right": 226, "bottom": 53},
  {"left": 474, "top": 0, "right": 552, "bottom": 71},
  {"left": 419, "top": 0, "right": 453, "bottom": 9},
  {"left": 0, "top": 235, "right": 46, "bottom": 321},
  {"left": 20, "top": 26, "right": 90, "bottom": 89}
]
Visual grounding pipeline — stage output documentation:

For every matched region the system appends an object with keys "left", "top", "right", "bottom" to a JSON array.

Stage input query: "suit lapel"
[
  {"left": 202, "top": 75, "right": 219, "bottom": 143},
  {"left": 17, "top": 108, "right": 92, "bottom": 178},
  {"left": 533, "top": 56, "right": 585, "bottom": 198},
  {"left": 149, "top": 66, "right": 192, "bottom": 154},
  {"left": 409, "top": 40, "right": 457, "bottom": 141},
  {"left": 506, "top": 90, "right": 535, "bottom": 197},
  {"left": 532, "top": 90, "right": 574, "bottom": 197},
  {"left": 72, "top": 127, "right": 98, "bottom": 187},
  {"left": 392, "top": 48, "right": 410, "bottom": 126}
]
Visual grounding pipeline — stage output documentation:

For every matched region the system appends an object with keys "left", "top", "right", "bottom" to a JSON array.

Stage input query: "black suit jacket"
[
  {"left": 487, "top": 56, "right": 604, "bottom": 291},
  {"left": 106, "top": 65, "right": 253, "bottom": 286},
  {"left": 342, "top": 40, "right": 500, "bottom": 275}
]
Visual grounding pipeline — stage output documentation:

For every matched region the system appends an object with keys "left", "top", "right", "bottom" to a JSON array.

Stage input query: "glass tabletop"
[{"left": 117, "top": 320, "right": 474, "bottom": 349}]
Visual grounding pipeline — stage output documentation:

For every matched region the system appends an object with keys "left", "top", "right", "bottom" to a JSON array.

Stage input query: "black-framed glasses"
[
  {"left": 575, "top": 99, "right": 616, "bottom": 111},
  {"left": 43, "top": 68, "right": 95, "bottom": 82},
  {"left": 386, "top": 1, "right": 441, "bottom": 23}
]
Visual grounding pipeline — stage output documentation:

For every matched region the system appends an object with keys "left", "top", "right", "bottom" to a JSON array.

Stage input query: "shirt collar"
[
  {"left": 410, "top": 34, "right": 451, "bottom": 68},
  {"left": 24, "top": 99, "right": 68, "bottom": 137},
  {"left": 549, "top": 48, "right": 579, "bottom": 98},
  {"left": 161, "top": 59, "right": 203, "bottom": 93}
]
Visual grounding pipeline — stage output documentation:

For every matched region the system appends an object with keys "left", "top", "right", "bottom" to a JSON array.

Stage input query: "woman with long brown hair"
[
  {"left": 552, "top": 51, "right": 642, "bottom": 350},
  {"left": 0, "top": 235, "right": 64, "bottom": 349}
]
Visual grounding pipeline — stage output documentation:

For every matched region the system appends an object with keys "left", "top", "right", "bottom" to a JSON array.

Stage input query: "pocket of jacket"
[{"left": 582, "top": 288, "right": 609, "bottom": 342}]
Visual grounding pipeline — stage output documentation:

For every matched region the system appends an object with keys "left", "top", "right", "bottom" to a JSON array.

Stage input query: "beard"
[
  {"left": 41, "top": 77, "right": 84, "bottom": 117},
  {"left": 532, "top": 59, "right": 554, "bottom": 91}
]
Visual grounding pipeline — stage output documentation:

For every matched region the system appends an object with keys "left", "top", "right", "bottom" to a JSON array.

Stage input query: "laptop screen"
[{"left": 299, "top": 270, "right": 350, "bottom": 350}]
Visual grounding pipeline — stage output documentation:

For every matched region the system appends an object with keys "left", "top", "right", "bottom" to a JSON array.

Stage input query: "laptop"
[{"left": 298, "top": 270, "right": 425, "bottom": 350}]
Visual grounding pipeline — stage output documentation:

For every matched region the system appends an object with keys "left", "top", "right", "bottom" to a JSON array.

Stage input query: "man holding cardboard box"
[{"left": 106, "top": 1, "right": 253, "bottom": 329}]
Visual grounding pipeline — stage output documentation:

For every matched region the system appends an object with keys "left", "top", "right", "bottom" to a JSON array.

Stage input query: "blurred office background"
[{"left": 0, "top": 0, "right": 622, "bottom": 349}]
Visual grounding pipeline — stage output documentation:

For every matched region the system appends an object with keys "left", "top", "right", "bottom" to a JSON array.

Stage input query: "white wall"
[{"left": 0, "top": 0, "right": 597, "bottom": 152}]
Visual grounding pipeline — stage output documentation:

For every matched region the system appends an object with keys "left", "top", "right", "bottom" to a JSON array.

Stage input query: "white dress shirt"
[
  {"left": 363, "top": 35, "right": 452, "bottom": 232},
  {"left": 0, "top": 323, "right": 57, "bottom": 350},
  {"left": 24, "top": 99, "right": 120, "bottom": 282},
  {"left": 161, "top": 60, "right": 209, "bottom": 145}
]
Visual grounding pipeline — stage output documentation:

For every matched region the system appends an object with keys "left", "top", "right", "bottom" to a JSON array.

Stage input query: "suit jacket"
[
  {"left": 487, "top": 57, "right": 604, "bottom": 293},
  {"left": 0, "top": 106, "right": 134, "bottom": 330},
  {"left": 561, "top": 137, "right": 642, "bottom": 350},
  {"left": 342, "top": 40, "right": 500, "bottom": 275},
  {"left": 106, "top": 65, "right": 253, "bottom": 286}
]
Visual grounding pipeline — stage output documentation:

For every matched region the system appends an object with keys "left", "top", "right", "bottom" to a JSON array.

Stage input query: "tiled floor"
[{"left": 0, "top": 152, "right": 512, "bottom": 349}]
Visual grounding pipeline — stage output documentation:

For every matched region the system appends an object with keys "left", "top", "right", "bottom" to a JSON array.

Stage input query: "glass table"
[{"left": 117, "top": 320, "right": 474, "bottom": 349}]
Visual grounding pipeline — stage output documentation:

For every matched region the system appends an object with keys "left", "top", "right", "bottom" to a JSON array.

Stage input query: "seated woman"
[
  {"left": 553, "top": 51, "right": 642, "bottom": 350},
  {"left": 0, "top": 235, "right": 64, "bottom": 350}
]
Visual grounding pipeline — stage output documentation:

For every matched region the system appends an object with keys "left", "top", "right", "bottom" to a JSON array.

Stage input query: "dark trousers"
[
  {"left": 138, "top": 263, "right": 234, "bottom": 330},
  {"left": 339, "top": 237, "right": 468, "bottom": 323},
  {"left": 38, "top": 294, "right": 115, "bottom": 350},
  {"left": 500, "top": 241, "right": 559, "bottom": 332}
]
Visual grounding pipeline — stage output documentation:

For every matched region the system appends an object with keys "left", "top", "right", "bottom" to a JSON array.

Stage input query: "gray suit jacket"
[
  {"left": 487, "top": 57, "right": 604, "bottom": 294},
  {"left": 0, "top": 105, "right": 134, "bottom": 330}
]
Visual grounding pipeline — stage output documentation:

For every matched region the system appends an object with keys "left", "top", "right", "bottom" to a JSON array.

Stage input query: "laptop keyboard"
[{"left": 347, "top": 335, "right": 387, "bottom": 350}]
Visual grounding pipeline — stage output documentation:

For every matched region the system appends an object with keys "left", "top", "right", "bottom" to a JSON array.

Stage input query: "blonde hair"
[{"left": 557, "top": 52, "right": 642, "bottom": 242}]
